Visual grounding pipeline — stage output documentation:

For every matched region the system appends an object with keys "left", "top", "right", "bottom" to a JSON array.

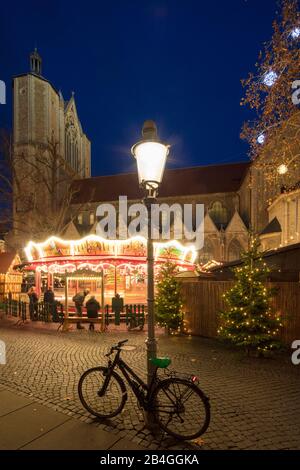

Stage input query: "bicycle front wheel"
[
  {"left": 151, "top": 378, "right": 210, "bottom": 441},
  {"left": 78, "top": 367, "right": 127, "bottom": 418}
]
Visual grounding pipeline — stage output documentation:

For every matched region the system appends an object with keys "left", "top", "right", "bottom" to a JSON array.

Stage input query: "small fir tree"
[
  {"left": 155, "top": 260, "right": 184, "bottom": 333},
  {"left": 218, "top": 235, "right": 283, "bottom": 355}
]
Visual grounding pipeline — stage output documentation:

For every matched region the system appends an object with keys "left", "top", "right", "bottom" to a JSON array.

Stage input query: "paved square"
[{"left": 0, "top": 319, "right": 299, "bottom": 449}]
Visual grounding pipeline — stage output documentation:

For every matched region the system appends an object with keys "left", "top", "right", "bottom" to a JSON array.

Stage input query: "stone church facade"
[
  {"left": 69, "top": 162, "right": 251, "bottom": 264},
  {"left": 11, "top": 50, "right": 91, "bottom": 246}
]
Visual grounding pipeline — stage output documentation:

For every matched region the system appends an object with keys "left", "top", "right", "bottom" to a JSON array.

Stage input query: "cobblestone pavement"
[{"left": 0, "top": 317, "right": 299, "bottom": 450}]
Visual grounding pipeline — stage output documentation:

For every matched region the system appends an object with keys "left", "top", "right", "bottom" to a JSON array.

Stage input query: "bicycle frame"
[{"left": 99, "top": 349, "right": 158, "bottom": 409}]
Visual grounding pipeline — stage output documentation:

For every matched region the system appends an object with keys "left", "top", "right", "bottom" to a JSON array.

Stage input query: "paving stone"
[
  {"left": 0, "top": 389, "right": 32, "bottom": 417},
  {"left": 0, "top": 403, "right": 70, "bottom": 450},
  {"left": 21, "top": 418, "right": 120, "bottom": 450},
  {"left": 0, "top": 318, "right": 300, "bottom": 450}
]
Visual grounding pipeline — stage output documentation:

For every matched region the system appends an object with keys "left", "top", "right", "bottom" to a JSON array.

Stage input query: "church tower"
[
  {"left": 30, "top": 48, "right": 42, "bottom": 75},
  {"left": 11, "top": 50, "right": 91, "bottom": 248}
]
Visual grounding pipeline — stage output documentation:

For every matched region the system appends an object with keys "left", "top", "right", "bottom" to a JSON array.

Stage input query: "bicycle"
[{"left": 78, "top": 339, "right": 210, "bottom": 441}]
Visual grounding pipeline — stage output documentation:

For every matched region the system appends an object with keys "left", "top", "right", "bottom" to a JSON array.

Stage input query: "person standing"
[
  {"left": 86, "top": 296, "right": 100, "bottom": 331},
  {"left": 44, "top": 287, "right": 55, "bottom": 321},
  {"left": 112, "top": 293, "right": 124, "bottom": 326},
  {"left": 28, "top": 287, "right": 39, "bottom": 320},
  {"left": 72, "top": 289, "right": 90, "bottom": 329},
  {"left": 44, "top": 286, "right": 54, "bottom": 304}
]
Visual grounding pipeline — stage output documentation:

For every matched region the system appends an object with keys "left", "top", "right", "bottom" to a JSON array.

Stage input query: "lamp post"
[{"left": 131, "top": 120, "right": 169, "bottom": 388}]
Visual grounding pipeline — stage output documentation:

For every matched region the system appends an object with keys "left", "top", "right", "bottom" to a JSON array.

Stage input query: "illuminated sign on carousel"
[{"left": 24, "top": 235, "right": 197, "bottom": 273}]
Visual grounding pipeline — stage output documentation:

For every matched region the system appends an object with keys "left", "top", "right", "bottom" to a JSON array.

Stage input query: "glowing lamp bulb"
[
  {"left": 291, "top": 27, "right": 300, "bottom": 39},
  {"left": 277, "top": 164, "right": 288, "bottom": 175},
  {"left": 263, "top": 71, "right": 278, "bottom": 87},
  {"left": 131, "top": 120, "right": 169, "bottom": 191},
  {"left": 257, "top": 133, "right": 265, "bottom": 144}
]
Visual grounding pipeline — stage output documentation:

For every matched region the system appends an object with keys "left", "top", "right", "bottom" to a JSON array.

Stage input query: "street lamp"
[{"left": 131, "top": 120, "right": 169, "bottom": 388}]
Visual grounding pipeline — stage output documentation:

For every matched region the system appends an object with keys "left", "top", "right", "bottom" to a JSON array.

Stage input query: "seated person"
[{"left": 85, "top": 296, "right": 100, "bottom": 331}]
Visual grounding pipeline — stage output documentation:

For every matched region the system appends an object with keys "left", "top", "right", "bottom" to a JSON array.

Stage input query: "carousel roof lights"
[{"left": 24, "top": 234, "right": 197, "bottom": 264}]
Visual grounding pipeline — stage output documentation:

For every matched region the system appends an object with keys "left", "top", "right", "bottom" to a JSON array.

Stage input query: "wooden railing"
[
  {"left": 2, "top": 300, "right": 146, "bottom": 329},
  {"left": 180, "top": 280, "right": 300, "bottom": 344}
]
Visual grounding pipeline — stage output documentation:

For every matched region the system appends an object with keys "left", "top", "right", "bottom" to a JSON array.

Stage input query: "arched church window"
[
  {"left": 90, "top": 213, "right": 95, "bottom": 225},
  {"left": 74, "top": 141, "right": 79, "bottom": 172},
  {"left": 71, "top": 138, "right": 74, "bottom": 168},
  {"left": 228, "top": 239, "right": 243, "bottom": 261},
  {"left": 64, "top": 132, "right": 67, "bottom": 162},
  {"left": 199, "top": 240, "right": 214, "bottom": 264},
  {"left": 69, "top": 138, "right": 72, "bottom": 165},
  {"left": 209, "top": 201, "right": 228, "bottom": 225}
]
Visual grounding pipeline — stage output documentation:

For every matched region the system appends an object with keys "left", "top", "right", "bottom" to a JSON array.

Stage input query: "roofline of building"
[
  {"left": 210, "top": 241, "right": 300, "bottom": 271},
  {"left": 73, "top": 160, "right": 251, "bottom": 185},
  {"left": 12, "top": 72, "right": 59, "bottom": 96}
]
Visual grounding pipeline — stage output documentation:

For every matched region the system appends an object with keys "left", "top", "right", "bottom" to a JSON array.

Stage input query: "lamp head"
[
  {"left": 141, "top": 120, "right": 158, "bottom": 140},
  {"left": 131, "top": 120, "right": 169, "bottom": 197}
]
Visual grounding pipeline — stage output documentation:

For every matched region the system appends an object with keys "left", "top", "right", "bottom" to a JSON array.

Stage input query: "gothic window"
[
  {"left": 199, "top": 240, "right": 214, "bottom": 264},
  {"left": 209, "top": 201, "right": 228, "bottom": 225},
  {"left": 89, "top": 213, "right": 95, "bottom": 225},
  {"left": 65, "top": 131, "right": 72, "bottom": 165},
  {"left": 228, "top": 239, "right": 243, "bottom": 261},
  {"left": 75, "top": 141, "right": 79, "bottom": 172},
  {"left": 77, "top": 213, "right": 83, "bottom": 225},
  {"left": 71, "top": 138, "right": 74, "bottom": 168},
  {"left": 65, "top": 112, "right": 80, "bottom": 173},
  {"left": 64, "top": 132, "right": 67, "bottom": 162}
]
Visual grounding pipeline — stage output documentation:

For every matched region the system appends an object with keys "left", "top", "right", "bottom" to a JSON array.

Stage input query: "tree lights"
[
  {"left": 155, "top": 260, "right": 184, "bottom": 333},
  {"left": 218, "top": 234, "right": 283, "bottom": 355}
]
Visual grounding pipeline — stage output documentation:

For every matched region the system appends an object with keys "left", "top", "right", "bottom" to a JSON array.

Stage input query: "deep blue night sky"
[{"left": 0, "top": 0, "right": 279, "bottom": 176}]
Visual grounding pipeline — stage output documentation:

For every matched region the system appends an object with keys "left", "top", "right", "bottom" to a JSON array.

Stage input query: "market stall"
[{"left": 0, "top": 252, "right": 23, "bottom": 302}]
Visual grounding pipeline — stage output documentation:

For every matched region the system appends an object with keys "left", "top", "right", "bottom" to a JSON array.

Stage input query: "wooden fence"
[{"left": 180, "top": 280, "right": 300, "bottom": 345}]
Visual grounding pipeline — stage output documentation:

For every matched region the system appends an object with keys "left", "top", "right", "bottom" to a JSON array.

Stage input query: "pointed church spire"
[{"left": 30, "top": 48, "right": 42, "bottom": 76}]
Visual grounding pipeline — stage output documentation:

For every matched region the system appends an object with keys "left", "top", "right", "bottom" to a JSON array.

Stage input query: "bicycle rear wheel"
[
  {"left": 78, "top": 367, "right": 127, "bottom": 418},
  {"left": 150, "top": 377, "right": 210, "bottom": 440}
]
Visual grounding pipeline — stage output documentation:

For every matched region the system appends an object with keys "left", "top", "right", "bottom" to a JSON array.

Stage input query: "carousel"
[{"left": 23, "top": 235, "right": 197, "bottom": 308}]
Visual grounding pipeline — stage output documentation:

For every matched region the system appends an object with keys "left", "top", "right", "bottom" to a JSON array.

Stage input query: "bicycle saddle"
[{"left": 150, "top": 357, "right": 171, "bottom": 368}]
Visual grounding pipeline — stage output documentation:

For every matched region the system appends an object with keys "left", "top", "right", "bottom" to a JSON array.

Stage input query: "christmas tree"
[
  {"left": 155, "top": 260, "right": 184, "bottom": 334},
  {"left": 218, "top": 235, "right": 283, "bottom": 355}
]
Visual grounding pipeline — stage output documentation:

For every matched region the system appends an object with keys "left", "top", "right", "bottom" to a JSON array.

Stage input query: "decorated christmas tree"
[
  {"left": 218, "top": 235, "right": 283, "bottom": 355},
  {"left": 155, "top": 260, "right": 184, "bottom": 334}
]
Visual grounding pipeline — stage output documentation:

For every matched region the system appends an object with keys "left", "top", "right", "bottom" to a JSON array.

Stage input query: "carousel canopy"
[{"left": 24, "top": 235, "right": 196, "bottom": 273}]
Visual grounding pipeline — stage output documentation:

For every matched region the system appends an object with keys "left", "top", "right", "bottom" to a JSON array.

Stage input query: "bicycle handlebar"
[{"left": 105, "top": 339, "right": 128, "bottom": 357}]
